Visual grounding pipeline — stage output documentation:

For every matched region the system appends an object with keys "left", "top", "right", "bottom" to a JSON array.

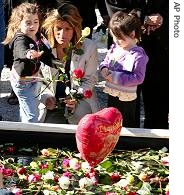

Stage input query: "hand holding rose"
[{"left": 144, "top": 13, "right": 163, "bottom": 35}]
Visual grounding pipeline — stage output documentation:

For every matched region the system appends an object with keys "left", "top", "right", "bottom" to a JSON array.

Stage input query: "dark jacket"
[{"left": 9, "top": 32, "right": 54, "bottom": 77}]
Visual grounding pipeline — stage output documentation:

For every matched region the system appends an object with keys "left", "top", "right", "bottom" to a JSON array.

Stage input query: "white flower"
[
  {"left": 42, "top": 171, "right": 54, "bottom": 180},
  {"left": 159, "top": 147, "right": 168, "bottom": 153},
  {"left": 18, "top": 174, "right": 27, "bottom": 180},
  {"left": 58, "top": 176, "right": 70, "bottom": 189},
  {"left": 69, "top": 158, "right": 80, "bottom": 170},
  {"left": 131, "top": 161, "right": 143, "bottom": 171},
  {"left": 41, "top": 149, "right": 50, "bottom": 156},
  {"left": 77, "top": 87, "right": 83, "bottom": 94},
  {"left": 114, "top": 179, "right": 128, "bottom": 188},
  {"left": 65, "top": 87, "right": 71, "bottom": 95},
  {"left": 70, "top": 89, "right": 77, "bottom": 95},
  {"left": 137, "top": 182, "right": 152, "bottom": 195},
  {"left": 81, "top": 162, "right": 91, "bottom": 172},
  {"left": 79, "top": 177, "right": 93, "bottom": 189}
]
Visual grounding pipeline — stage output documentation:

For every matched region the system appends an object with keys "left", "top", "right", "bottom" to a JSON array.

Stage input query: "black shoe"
[
  {"left": 0, "top": 115, "right": 2, "bottom": 121},
  {"left": 7, "top": 91, "right": 19, "bottom": 105}
]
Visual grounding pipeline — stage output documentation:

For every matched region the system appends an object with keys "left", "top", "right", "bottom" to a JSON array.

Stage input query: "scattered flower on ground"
[{"left": 0, "top": 143, "right": 169, "bottom": 194}]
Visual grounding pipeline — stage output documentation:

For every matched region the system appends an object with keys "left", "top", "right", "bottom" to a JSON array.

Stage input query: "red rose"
[
  {"left": 110, "top": 172, "right": 121, "bottom": 182},
  {"left": 6, "top": 146, "right": 16, "bottom": 154},
  {"left": 39, "top": 163, "right": 49, "bottom": 169},
  {"left": 73, "top": 69, "right": 85, "bottom": 79},
  {"left": 165, "top": 191, "right": 169, "bottom": 195},
  {"left": 83, "top": 90, "right": 92, "bottom": 98},
  {"left": 28, "top": 173, "right": 41, "bottom": 182},
  {"left": 127, "top": 192, "right": 137, "bottom": 195},
  {"left": 17, "top": 167, "right": 27, "bottom": 175},
  {"left": 2, "top": 168, "right": 14, "bottom": 176}
]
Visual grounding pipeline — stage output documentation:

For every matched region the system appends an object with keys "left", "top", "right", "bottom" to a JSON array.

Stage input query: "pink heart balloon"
[{"left": 76, "top": 107, "right": 123, "bottom": 166}]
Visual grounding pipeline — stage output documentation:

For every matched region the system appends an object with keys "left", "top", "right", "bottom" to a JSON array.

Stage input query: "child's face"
[
  {"left": 53, "top": 20, "right": 74, "bottom": 48},
  {"left": 20, "top": 14, "right": 39, "bottom": 38}
]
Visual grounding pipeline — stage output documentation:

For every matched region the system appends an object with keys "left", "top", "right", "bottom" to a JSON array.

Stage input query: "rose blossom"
[
  {"left": 62, "top": 171, "right": 72, "bottom": 178},
  {"left": 127, "top": 192, "right": 137, "bottom": 195},
  {"left": 110, "top": 172, "right": 121, "bottom": 182},
  {"left": 17, "top": 167, "right": 27, "bottom": 175},
  {"left": 69, "top": 158, "right": 80, "bottom": 170},
  {"left": 2, "top": 168, "right": 14, "bottom": 176},
  {"left": 62, "top": 158, "right": 70, "bottom": 168},
  {"left": 42, "top": 171, "right": 54, "bottom": 180},
  {"left": 82, "top": 27, "right": 91, "bottom": 37},
  {"left": 6, "top": 146, "right": 16, "bottom": 153},
  {"left": 79, "top": 177, "right": 93, "bottom": 189},
  {"left": 81, "top": 162, "right": 91, "bottom": 172},
  {"left": 30, "top": 161, "right": 39, "bottom": 169},
  {"left": 83, "top": 90, "right": 92, "bottom": 98},
  {"left": 58, "top": 176, "right": 70, "bottom": 189},
  {"left": 28, "top": 173, "right": 41, "bottom": 182},
  {"left": 39, "top": 163, "right": 49, "bottom": 169},
  {"left": 12, "top": 187, "right": 22, "bottom": 195},
  {"left": 161, "top": 156, "right": 169, "bottom": 166},
  {"left": 41, "top": 149, "right": 50, "bottom": 156},
  {"left": 114, "top": 178, "right": 128, "bottom": 188},
  {"left": 72, "top": 69, "right": 85, "bottom": 79}
]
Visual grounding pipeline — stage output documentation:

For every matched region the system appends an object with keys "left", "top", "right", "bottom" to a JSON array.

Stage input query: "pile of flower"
[{"left": 0, "top": 143, "right": 169, "bottom": 195}]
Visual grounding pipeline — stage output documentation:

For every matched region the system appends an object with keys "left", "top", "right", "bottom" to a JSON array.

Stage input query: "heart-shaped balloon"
[{"left": 76, "top": 107, "right": 123, "bottom": 166}]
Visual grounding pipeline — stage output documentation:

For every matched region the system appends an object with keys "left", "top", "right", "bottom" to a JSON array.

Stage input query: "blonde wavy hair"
[
  {"left": 41, "top": 3, "right": 83, "bottom": 49},
  {"left": 3, "top": 3, "right": 40, "bottom": 45}
]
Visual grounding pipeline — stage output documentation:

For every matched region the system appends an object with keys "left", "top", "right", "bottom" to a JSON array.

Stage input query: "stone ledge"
[{"left": 0, "top": 121, "right": 169, "bottom": 139}]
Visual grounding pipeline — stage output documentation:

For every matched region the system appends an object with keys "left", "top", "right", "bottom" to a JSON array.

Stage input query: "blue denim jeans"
[
  {"left": 0, "top": 0, "right": 5, "bottom": 72},
  {"left": 10, "top": 79, "right": 40, "bottom": 123}
]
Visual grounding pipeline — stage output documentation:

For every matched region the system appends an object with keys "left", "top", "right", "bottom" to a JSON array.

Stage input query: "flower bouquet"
[
  {"left": 59, "top": 68, "right": 93, "bottom": 118},
  {"left": 0, "top": 143, "right": 169, "bottom": 195}
]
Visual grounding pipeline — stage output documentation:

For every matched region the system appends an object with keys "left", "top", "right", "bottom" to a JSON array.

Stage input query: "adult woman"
[{"left": 39, "top": 3, "right": 100, "bottom": 124}]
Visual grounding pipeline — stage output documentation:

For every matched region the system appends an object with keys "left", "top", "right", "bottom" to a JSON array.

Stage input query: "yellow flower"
[
  {"left": 30, "top": 161, "right": 39, "bottom": 169},
  {"left": 82, "top": 27, "right": 90, "bottom": 38}
]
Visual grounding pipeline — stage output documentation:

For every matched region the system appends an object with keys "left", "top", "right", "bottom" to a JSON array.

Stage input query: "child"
[
  {"left": 3, "top": 3, "right": 54, "bottom": 123},
  {"left": 99, "top": 10, "right": 149, "bottom": 128}
]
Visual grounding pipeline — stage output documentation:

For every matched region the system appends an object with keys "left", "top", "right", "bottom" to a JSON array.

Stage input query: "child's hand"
[
  {"left": 105, "top": 73, "right": 112, "bottom": 82},
  {"left": 64, "top": 99, "right": 77, "bottom": 113},
  {"left": 101, "top": 67, "right": 109, "bottom": 78},
  {"left": 45, "top": 96, "right": 56, "bottom": 110},
  {"left": 26, "top": 50, "right": 44, "bottom": 59}
]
